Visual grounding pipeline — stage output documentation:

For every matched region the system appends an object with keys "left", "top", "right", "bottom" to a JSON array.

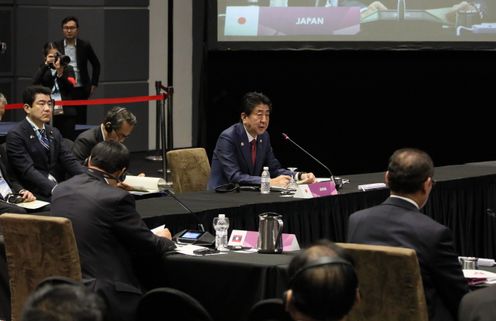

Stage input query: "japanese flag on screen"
[{"left": 224, "top": 6, "right": 259, "bottom": 36}]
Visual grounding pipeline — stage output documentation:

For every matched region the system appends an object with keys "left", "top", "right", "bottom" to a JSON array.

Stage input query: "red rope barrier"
[{"left": 5, "top": 93, "right": 167, "bottom": 110}]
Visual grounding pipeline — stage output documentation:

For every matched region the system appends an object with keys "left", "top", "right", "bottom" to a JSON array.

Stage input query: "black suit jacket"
[
  {"left": 51, "top": 171, "right": 176, "bottom": 321},
  {"left": 458, "top": 285, "right": 496, "bottom": 321},
  {"left": 5, "top": 119, "right": 85, "bottom": 200},
  {"left": 72, "top": 126, "right": 104, "bottom": 163},
  {"left": 32, "top": 63, "right": 77, "bottom": 116},
  {"left": 347, "top": 197, "right": 469, "bottom": 321},
  {"left": 55, "top": 38, "right": 100, "bottom": 91}
]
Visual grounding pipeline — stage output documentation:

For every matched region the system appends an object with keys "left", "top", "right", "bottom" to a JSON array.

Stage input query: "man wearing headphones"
[
  {"left": 51, "top": 141, "right": 175, "bottom": 321},
  {"left": 284, "top": 240, "right": 359, "bottom": 321},
  {"left": 72, "top": 106, "right": 136, "bottom": 164}
]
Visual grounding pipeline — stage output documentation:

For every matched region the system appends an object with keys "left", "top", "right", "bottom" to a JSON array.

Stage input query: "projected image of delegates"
[{"left": 217, "top": 0, "right": 496, "bottom": 41}]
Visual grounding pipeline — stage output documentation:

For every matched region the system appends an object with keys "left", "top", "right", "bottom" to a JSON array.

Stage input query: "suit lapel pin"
[
  {"left": 241, "top": 142, "right": 244, "bottom": 146},
  {"left": 30, "top": 135, "right": 34, "bottom": 139},
  {"left": 260, "top": 139, "right": 263, "bottom": 143}
]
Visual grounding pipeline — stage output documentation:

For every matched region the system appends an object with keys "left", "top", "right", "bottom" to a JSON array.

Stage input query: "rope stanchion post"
[
  {"left": 162, "top": 86, "right": 174, "bottom": 185},
  {"left": 160, "top": 86, "right": 169, "bottom": 182},
  {"left": 145, "top": 80, "right": 164, "bottom": 162}
]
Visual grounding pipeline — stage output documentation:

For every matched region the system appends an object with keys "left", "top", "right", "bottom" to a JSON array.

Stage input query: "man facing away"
[
  {"left": 6, "top": 85, "right": 85, "bottom": 201},
  {"left": 347, "top": 148, "right": 469, "bottom": 321},
  {"left": 207, "top": 91, "right": 316, "bottom": 190},
  {"left": 284, "top": 240, "right": 360, "bottom": 321},
  {"left": 72, "top": 106, "right": 136, "bottom": 164},
  {"left": 51, "top": 141, "right": 175, "bottom": 321}
]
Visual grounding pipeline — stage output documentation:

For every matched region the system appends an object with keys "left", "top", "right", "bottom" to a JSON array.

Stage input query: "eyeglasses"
[{"left": 63, "top": 26, "right": 77, "bottom": 30}]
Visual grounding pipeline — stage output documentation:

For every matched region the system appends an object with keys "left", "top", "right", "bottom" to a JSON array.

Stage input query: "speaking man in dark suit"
[
  {"left": 347, "top": 148, "right": 469, "bottom": 321},
  {"left": 72, "top": 106, "right": 136, "bottom": 164},
  {"left": 207, "top": 91, "right": 315, "bottom": 190},
  {"left": 51, "top": 141, "right": 176, "bottom": 321},
  {"left": 6, "top": 85, "right": 85, "bottom": 201},
  {"left": 55, "top": 16, "right": 100, "bottom": 125}
]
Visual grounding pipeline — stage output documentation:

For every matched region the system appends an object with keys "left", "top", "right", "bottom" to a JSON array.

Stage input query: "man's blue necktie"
[{"left": 39, "top": 129, "right": 50, "bottom": 150}]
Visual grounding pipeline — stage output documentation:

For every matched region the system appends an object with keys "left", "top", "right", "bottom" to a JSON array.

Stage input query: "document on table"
[
  {"left": 15, "top": 200, "right": 50, "bottom": 209},
  {"left": 123, "top": 175, "right": 166, "bottom": 194}
]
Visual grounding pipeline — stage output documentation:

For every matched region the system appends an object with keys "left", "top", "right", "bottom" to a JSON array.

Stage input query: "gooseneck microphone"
[
  {"left": 158, "top": 184, "right": 215, "bottom": 246},
  {"left": 160, "top": 187, "right": 206, "bottom": 232},
  {"left": 282, "top": 133, "right": 335, "bottom": 184}
]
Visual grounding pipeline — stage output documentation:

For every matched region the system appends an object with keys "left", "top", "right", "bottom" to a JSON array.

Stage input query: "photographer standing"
[{"left": 33, "top": 41, "right": 77, "bottom": 140}]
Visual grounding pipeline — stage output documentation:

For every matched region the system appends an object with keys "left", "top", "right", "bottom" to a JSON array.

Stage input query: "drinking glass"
[{"left": 287, "top": 167, "right": 298, "bottom": 191}]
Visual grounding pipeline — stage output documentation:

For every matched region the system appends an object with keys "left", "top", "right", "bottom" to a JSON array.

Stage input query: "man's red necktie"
[{"left": 251, "top": 140, "right": 256, "bottom": 166}]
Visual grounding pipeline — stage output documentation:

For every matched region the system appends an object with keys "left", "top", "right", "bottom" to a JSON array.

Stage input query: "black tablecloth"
[
  {"left": 160, "top": 251, "right": 296, "bottom": 321},
  {"left": 138, "top": 162, "right": 496, "bottom": 258}
]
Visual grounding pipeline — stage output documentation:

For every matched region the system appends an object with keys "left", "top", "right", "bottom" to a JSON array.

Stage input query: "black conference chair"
[
  {"left": 136, "top": 287, "right": 213, "bottom": 321},
  {"left": 248, "top": 298, "right": 292, "bottom": 321}
]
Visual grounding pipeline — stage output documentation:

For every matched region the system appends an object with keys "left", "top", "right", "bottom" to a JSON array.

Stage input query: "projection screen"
[{"left": 216, "top": 0, "right": 496, "bottom": 48}]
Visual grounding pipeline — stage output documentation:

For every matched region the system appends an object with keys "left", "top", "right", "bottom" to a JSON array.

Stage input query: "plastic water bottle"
[
  {"left": 213, "top": 214, "right": 229, "bottom": 251},
  {"left": 261, "top": 166, "right": 271, "bottom": 194}
]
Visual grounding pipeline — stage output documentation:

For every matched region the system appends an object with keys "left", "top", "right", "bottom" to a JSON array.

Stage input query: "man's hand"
[
  {"left": 116, "top": 181, "right": 134, "bottom": 191},
  {"left": 361, "top": 1, "right": 388, "bottom": 19},
  {"left": 155, "top": 227, "right": 172, "bottom": 240},
  {"left": 19, "top": 190, "right": 36, "bottom": 202},
  {"left": 90, "top": 85, "right": 97, "bottom": 97},
  {"left": 299, "top": 172, "right": 317, "bottom": 184},
  {"left": 271, "top": 175, "right": 291, "bottom": 188}
]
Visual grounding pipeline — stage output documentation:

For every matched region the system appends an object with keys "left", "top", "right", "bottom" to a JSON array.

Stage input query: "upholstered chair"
[
  {"left": 0, "top": 213, "right": 81, "bottom": 321},
  {"left": 337, "top": 242, "right": 429, "bottom": 321},
  {"left": 166, "top": 148, "right": 211, "bottom": 193}
]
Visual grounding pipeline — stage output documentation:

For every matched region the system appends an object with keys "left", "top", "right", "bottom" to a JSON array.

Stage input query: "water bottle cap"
[
  {"left": 263, "top": 166, "right": 269, "bottom": 170},
  {"left": 218, "top": 214, "right": 225, "bottom": 219}
]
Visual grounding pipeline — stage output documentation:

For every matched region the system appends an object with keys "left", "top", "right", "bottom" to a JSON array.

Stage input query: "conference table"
[
  {"left": 160, "top": 250, "right": 295, "bottom": 321},
  {"left": 138, "top": 161, "right": 496, "bottom": 258},
  {"left": 158, "top": 248, "right": 496, "bottom": 321}
]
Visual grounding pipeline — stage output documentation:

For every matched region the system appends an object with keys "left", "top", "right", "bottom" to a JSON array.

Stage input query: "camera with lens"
[
  {"left": 6, "top": 193, "right": 24, "bottom": 204},
  {"left": 48, "top": 51, "right": 70, "bottom": 69}
]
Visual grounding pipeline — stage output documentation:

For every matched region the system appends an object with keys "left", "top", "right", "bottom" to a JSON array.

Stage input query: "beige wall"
[{"left": 149, "top": 0, "right": 192, "bottom": 149}]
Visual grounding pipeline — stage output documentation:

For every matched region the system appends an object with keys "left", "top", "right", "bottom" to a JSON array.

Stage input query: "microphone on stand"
[
  {"left": 281, "top": 132, "right": 336, "bottom": 185},
  {"left": 158, "top": 183, "right": 215, "bottom": 246}
]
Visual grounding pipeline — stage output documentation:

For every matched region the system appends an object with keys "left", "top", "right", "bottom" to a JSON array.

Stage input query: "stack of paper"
[
  {"left": 123, "top": 175, "right": 166, "bottom": 193},
  {"left": 463, "top": 269, "right": 496, "bottom": 286}
]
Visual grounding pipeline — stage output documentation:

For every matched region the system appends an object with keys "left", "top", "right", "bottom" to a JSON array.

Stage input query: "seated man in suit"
[
  {"left": 6, "top": 85, "right": 85, "bottom": 201},
  {"left": 72, "top": 106, "right": 136, "bottom": 164},
  {"left": 347, "top": 148, "right": 469, "bottom": 321},
  {"left": 284, "top": 240, "right": 359, "bottom": 321},
  {"left": 207, "top": 91, "right": 316, "bottom": 190},
  {"left": 51, "top": 141, "right": 176, "bottom": 321}
]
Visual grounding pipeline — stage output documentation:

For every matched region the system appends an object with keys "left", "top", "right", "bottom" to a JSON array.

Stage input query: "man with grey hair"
[{"left": 72, "top": 106, "right": 136, "bottom": 164}]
